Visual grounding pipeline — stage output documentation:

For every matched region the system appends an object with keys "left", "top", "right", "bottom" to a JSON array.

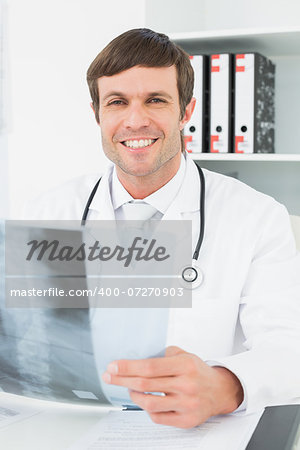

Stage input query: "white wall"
[
  {"left": 0, "top": 0, "right": 8, "bottom": 218},
  {"left": 7, "top": 0, "right": 146, "bottom": 218},
  {"left": 0, "top": 135, "right": 8, "bottom": 217},
  {"left": 202, "top": 0, "right": 300, "bottom": 31},
  {"left": 145, "top": 0, "right": 204, "bottom": 33},
  {"left": 145, "top": 0, "right": 300, "bottom": 33}
]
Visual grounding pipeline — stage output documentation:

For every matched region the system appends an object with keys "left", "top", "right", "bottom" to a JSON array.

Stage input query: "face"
[{"left": 96, "top": 65, "right": 195, "bottom": 179}]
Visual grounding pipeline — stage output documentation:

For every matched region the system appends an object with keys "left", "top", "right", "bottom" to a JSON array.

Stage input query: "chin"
[
  {"left": 121, "top": 165, "right": 155, "bottom": 177},
  {"left": 115, "top": 157, "right": 156, "bottom": 176}
]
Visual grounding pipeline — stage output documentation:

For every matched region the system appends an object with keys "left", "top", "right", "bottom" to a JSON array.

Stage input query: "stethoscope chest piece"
[{"left": 180, "top": 261, "right": 204, "bottom": 290}]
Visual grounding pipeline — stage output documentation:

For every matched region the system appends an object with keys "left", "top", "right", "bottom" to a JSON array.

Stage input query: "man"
[{"left": 28, "top": 28, "right": 300, "bottom": 428}]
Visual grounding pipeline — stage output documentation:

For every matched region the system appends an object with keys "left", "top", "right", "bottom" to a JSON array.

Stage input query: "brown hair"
[{"left": 87, "top": 28, "right": 194, "bottom": 151}]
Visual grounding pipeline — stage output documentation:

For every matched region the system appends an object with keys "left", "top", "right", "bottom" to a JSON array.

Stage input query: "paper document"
[
  {"left": 68, "top": 409, "right": 264, "bottom": 450},
  {"left": 0, "top": 397, "right": 41, "bottom": 428}
]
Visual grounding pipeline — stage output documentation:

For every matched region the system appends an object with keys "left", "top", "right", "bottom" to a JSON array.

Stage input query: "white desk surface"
[
  {"left": 0, "top": 393, "right": 115, "bottom": 450},
  {"left": 1, "top": 394, "right": 300, "bottom": 450}
]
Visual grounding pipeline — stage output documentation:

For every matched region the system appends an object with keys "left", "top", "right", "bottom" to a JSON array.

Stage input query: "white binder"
[
  {"left": 234, "top": 53, "right": 275, "bottom": 154},
  {"left": 209, "top": 53, "right": 233, "bottom": 153},
  {"left": 184, "top": 55, "right": 208, "bottom": 153}
]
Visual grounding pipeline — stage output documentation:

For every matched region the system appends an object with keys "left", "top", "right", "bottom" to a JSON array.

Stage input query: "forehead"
[{"left": 97, "top": 65, "right": 178, "bottom": 100}]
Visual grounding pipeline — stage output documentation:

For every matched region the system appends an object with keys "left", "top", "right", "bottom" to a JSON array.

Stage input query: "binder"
[
  {"left": 234, "top": 53, "right": 275, "bottom": 153},
  {"left": 209, "top": 53, "right": 234, "bottom": 153},
  {"left": 184, "top": 55, "right": 209, "bottom": 153}
]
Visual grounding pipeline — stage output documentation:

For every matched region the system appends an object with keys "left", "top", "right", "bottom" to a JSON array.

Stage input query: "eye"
[
  {"left": 149, "top": 98, "right": 166, "bottom": 104},
  {"left": 107, "top": 99, "right": 125, "bottom": 106}
]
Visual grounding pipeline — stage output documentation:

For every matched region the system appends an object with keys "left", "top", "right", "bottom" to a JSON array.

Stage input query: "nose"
[{"left": 123, "top": 102, "right": 151, "bottom": 129}]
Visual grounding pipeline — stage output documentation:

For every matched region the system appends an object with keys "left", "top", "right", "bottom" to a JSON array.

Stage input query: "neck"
[{"left": 116, "top": 152, "right": 182, "bottom": 199}]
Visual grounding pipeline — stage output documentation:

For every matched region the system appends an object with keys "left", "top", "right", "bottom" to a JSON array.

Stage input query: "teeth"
[{"left": 123, "top": 139, "right": 156, "bottom": 149}]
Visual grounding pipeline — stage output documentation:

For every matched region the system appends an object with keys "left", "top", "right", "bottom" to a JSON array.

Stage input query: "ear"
[
  {"left": 90, "top": 102, "right": 95, "bottom": 114},
  {"left": 90, "top": 102, "right": 100, "bottom": 125},
  {"left": 179, "top": 97, "right": 196, "bottom": 130}
]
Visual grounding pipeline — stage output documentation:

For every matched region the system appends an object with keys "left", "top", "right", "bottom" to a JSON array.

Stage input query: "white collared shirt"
[{"left": 111, "top": 153, "right": 186, "bottom": 220}]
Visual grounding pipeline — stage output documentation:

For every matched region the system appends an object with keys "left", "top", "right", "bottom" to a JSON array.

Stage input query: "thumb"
[{"left": 165, "top": 346, "right": 185, "bottom": 357}]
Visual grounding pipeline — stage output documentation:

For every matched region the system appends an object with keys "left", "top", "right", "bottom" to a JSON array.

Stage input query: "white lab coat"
[{"left": 26, "top": 154, "right": 300, "bottom": 414}]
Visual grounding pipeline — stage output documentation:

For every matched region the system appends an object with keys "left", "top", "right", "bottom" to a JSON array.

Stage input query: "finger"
[
  {"left": 129, "top": 391, "right": 179, "bottom": 413},
  {"left": 165, "top": 346, "right": 185, "bottom": 357},
  {"left": 106, "top": 355, "right": 187, "bottom": 378},
  {"left": 102, "top": 373, "right": 180, "bottom": 394}
]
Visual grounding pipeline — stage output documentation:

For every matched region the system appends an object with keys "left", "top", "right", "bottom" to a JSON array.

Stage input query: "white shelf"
[
  {"left": 169, "top": 27, "right": 300, "bottom": 56},
  {"left": 190, "top": 153, "right": 300, "bottom": 162}
]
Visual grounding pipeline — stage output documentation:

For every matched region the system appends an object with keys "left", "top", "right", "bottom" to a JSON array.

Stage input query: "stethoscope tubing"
[{"left": 81, "top": 162, "right": 205, "bottom": 285}]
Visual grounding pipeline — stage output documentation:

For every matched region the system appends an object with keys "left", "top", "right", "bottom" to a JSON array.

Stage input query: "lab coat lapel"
[
  {"left": 162, "top": 154, "right": 201, "bottom": 221},
  {"left": 88, "top": 164, "right": 115, "bottom": 221},
  {"left": 160, "top": 155, "right": 201, "bottom": 260},
  {"left": 161, "top": 199, "right": 182, "bottom": 221}
]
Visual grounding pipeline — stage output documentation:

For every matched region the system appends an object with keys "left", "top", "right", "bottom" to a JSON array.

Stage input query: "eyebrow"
[{"left": 102, "top": 91, "right": 173, "bottom": 102}]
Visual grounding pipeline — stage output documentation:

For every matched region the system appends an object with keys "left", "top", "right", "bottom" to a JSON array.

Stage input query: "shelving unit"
[
  {"left": 170, "top": 27, "right": 300, "bottom": 214},
  {"left": 170, "top": 27, "right": 300, "bottom": 56},
  {"left": 190, "top": 153, "right": 300, "bottom": 162}
]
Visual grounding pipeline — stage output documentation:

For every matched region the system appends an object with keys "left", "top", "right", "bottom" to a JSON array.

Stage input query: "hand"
[{"left": 102, "top": 346, "right": 244, "bottom": 428}]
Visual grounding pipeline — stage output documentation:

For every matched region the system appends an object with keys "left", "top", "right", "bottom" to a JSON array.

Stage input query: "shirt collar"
[{"left": 111, "top": 153, "right": 186, "bottom": 214}]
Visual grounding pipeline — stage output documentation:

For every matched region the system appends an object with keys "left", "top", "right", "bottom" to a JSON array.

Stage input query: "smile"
[{"left": 121, "top": 138, "right": 158, "bottom": 149}]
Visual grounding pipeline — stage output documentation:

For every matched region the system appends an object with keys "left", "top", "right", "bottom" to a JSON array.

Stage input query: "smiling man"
[
  {"left": 82, "top": 28, "right": 300, "bottom": 428},
  {"left": 88, "top": 50, "right": 243, "bottom": 427},
  {"left": 26, "top": 28, "right": 300, "bottom": 428}
]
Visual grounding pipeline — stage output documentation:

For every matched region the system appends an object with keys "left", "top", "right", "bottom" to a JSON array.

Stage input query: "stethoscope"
[{"left": 81, "top": 162, "right": 205, "bottom": 289}]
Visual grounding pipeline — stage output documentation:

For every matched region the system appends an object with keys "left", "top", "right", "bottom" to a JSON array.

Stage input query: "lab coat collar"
[
  {"left": 172, "top": 153, "right": 201, "bottom": 214},
  {"left": 88, "top": 163, "right": 115, "bottom": 220},
  {"left": 160, "top": 154, "right": 201, "bottom": 221},
  {"left": 88, "top": 153, "right": 201, "bottom": 221}
]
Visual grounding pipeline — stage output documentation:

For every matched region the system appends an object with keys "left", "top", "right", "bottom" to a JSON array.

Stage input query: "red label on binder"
[
  {"left": 211, "top": 55, "right": 220, "bottom": 72},
  {"left": 184, "top": 135, "right": 193, "bottom": 153},
  {"left": 235, "top": 136, "right": 244, "bottom": 153},
  {"left": 210, "top": 135, "right": 220, "bottom": 152},
  {"left": 236, "top": 54, "right": 245, "bottom": 72}
]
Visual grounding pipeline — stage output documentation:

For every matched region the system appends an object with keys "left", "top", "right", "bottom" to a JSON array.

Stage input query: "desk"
[
  {"left": 0, "top": 394, "right": 299, "bottom": 450},
  {"left": 0, "top": 394, "right": 115, "bottom": 450}
]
